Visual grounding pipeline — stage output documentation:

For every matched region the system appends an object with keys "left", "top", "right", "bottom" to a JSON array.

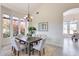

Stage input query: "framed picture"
[{"left": 38, "top": 22, "right": 48, "bottom": 31}]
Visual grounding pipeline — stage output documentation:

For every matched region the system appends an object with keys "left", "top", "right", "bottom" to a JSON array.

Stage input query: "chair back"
[
  {"left": 11, "top": 37, "right": 20, "bottom": 51},
  {"left": 20, "top": 36, "right": 28, "bottom": 42},
  {"left": 38, "top": 39, "right": 46, "bottom": 50},
  {"left": 17, "top": 34, "right": 23, "bottom": 38}
]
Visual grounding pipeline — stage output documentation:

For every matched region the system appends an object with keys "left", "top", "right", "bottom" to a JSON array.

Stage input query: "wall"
[
  {"left": 0, "top": 3, "right": 2, "bottom": 53},
  {"left": 32, "top": 3, "right": 79, "bottom": 47}
]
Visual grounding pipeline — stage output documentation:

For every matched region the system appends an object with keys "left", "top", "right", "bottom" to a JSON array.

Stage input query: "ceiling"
[
  {"left": 63, "top": 8, "right": 79, "bottom": 16},
  {"left": 2, "top": 3, "right": 43, "bottom": 15},
  {"left": 63, "top": 8, "right": 79, "bottom": 22}
]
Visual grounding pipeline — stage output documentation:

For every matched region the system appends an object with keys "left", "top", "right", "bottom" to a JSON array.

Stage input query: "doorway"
[{"left": 63, "top": 8, "right": 79, "bottom": 56}]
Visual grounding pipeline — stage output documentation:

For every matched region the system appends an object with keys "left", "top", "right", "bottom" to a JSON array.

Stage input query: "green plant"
[{"left": 28, "top": 26, "right": 36, "bottom": 36}]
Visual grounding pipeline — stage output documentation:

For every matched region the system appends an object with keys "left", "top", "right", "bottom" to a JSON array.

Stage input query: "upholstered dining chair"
[
  {"left": 20, "top": 36, "right": 28, "bottom": 42},
  {"left": 11, "top": 37, "right": 27, "bottom": 56},
  {"left": 32, "top": 39, "right": 46, "bottom": 56},
  {"left": 35, "top": 34, "right": 47, "bottom": 44}
]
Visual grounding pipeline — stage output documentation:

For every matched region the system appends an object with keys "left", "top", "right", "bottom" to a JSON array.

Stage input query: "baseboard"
[{"left": 46, "top": 39, "right": 63, "bottom": 48}]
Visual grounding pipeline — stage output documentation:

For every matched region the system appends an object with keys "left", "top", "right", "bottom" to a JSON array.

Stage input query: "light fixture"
[{"left": 26, "top": 3, "right": 32, "bottom": 22}]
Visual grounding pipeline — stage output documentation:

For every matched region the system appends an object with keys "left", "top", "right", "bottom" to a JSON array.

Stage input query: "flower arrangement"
[{"left": 28, "top": 26, "right": 36, "bottom": 36}]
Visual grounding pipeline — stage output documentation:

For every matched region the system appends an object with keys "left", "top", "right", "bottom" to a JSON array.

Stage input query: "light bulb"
[{"left": 30, "top": 16, "right": 33, "bottom": 19}]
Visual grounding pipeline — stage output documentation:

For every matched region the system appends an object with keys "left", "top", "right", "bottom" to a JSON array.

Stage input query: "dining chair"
[
  {"left": 17, "top": 34, "right": 23, "bottom": 38},
  {"left": 11, "top": 37, "right": 27, "bottom": 56},
  {"left": 20, "top": 36, "right": 28, "bottom": 42},
  {"left": 32, "top": 39, "right": 46, "bottom": 56},
  {"left": 35, "top": 34, "right": 47, "bottom": 45}
]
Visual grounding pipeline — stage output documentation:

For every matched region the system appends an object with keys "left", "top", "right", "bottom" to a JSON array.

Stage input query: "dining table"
[{"left": 15, "top": 36, "right": 42, "bottom": 56}]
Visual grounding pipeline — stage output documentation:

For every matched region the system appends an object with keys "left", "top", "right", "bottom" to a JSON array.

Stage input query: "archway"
[
  {"left": 63, "top": 8, "right": 79, "bottom": 55},
  {"left": 63, "top": 8, "right": 79, "bottom": 38}
]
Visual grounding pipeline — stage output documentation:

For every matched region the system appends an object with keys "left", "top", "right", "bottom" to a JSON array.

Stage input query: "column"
[
  {"left": 0, "top": 5, "right": 3, "bottom": 54},
  {"left": 25, "top": 20, "right": 27, "bottom": 36},
  {"left": 18, "top": 19, "right": 21, "bottom": 34},
  {"left": 25, "top": 20, "right": 29, "bottom": 36},
  {"left": 9, "top": 15, "right": 13, "bottom": 39},
  {"left": 77, "top": 19, "right": 79, "bottom": 31},
  {"left": 67, "top": 22, "right": 70, "bottom": 35}
]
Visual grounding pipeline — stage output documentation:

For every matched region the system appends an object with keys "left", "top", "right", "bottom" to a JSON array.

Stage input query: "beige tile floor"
[{"left": 1, "top": 38, "right": 79, "bottom": 56}]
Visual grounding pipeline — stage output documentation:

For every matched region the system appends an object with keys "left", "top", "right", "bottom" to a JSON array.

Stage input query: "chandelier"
[{"left": 26, "top": 3, "right": 32, "bottom": 22}]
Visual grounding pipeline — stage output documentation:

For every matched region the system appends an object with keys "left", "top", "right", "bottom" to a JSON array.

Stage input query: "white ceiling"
[{"left": 2, "top": 3, "right": 43, "bottom": 15}]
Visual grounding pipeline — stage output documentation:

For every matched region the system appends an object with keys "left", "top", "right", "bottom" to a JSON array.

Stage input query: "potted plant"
[{"left": 28, "top": 26, "right": 36, "bottom": 37}]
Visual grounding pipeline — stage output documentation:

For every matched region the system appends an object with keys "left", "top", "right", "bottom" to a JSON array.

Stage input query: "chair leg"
[
  {"left": 39, "top": 51, "right": 41, "bottom": 56},
  {"left": 32, "top": 49, "right": 35, "bottom": 55},
  {"left": 14, "top": 48, "right": 16, "bottom": 55},
  {"left": 43, "top": 48, "right": 45, "bottom": 54},
  {"left": 12, "top": 47, "right": 14, "bottom": 53},
  {"left": 12, "top": 46, "right": 13, "bottom": 51},
  {"left": 13, "top": 48, "right": 14, "bottom": 53},
  {"left": 26, "top": 48, "right": 28, "bottom": 54},
  {"left": 17, "top": 51, "right": 19, "bottom": 56}
]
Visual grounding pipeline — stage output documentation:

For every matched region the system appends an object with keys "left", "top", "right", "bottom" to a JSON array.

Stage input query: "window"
[
  {"left": 20, "top": 20, "right": 25, "bottom": 35},
  {"left": 2, "top": 15, "right": 28, "bottom": 37},
  {"left": 12, "top": 17, "right": 19, "bottom": 36},
  {"left": 63, "top": 21, "right": 77, "bottom": 34},
  {"left": 2, "top": 14, "right": 10, "bottom": 38},
  {"left": 13, "top": 19, "right": 19, "bottom": 36},
  {"left": 63, "top": 22, "right": 68, "bottom": 34},
  {"left": 70, "top": 23, "right": 77, "bottom": 34}
]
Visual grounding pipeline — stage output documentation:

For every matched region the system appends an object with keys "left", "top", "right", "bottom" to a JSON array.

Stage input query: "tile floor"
[
  {"left": 1, "top": 38, "right": 79, "bottom": 56},
  {"left": 63, "top": 38, "right": 79, "bottom": 56},
  {"left": 0, "top": 44, "right": 63, "bottom": 56}
]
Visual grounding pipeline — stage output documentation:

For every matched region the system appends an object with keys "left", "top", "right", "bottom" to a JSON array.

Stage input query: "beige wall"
[{"left": 31, "top": 3, "right": 79, "bottom": 47}]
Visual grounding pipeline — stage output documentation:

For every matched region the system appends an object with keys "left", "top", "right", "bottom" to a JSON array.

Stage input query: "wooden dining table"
[{"left": 15, "top": 36, "right": 42, "bottom": 56}]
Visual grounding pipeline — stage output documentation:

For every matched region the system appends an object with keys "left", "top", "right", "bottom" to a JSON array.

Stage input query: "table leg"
[{"left": 28, "top": 43, "right": 31, "bottom": 56}]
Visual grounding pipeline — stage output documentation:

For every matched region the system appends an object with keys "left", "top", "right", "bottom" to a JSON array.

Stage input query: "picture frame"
[{"left": 38, "top": 22, "right": 48, "bottom": 31}]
